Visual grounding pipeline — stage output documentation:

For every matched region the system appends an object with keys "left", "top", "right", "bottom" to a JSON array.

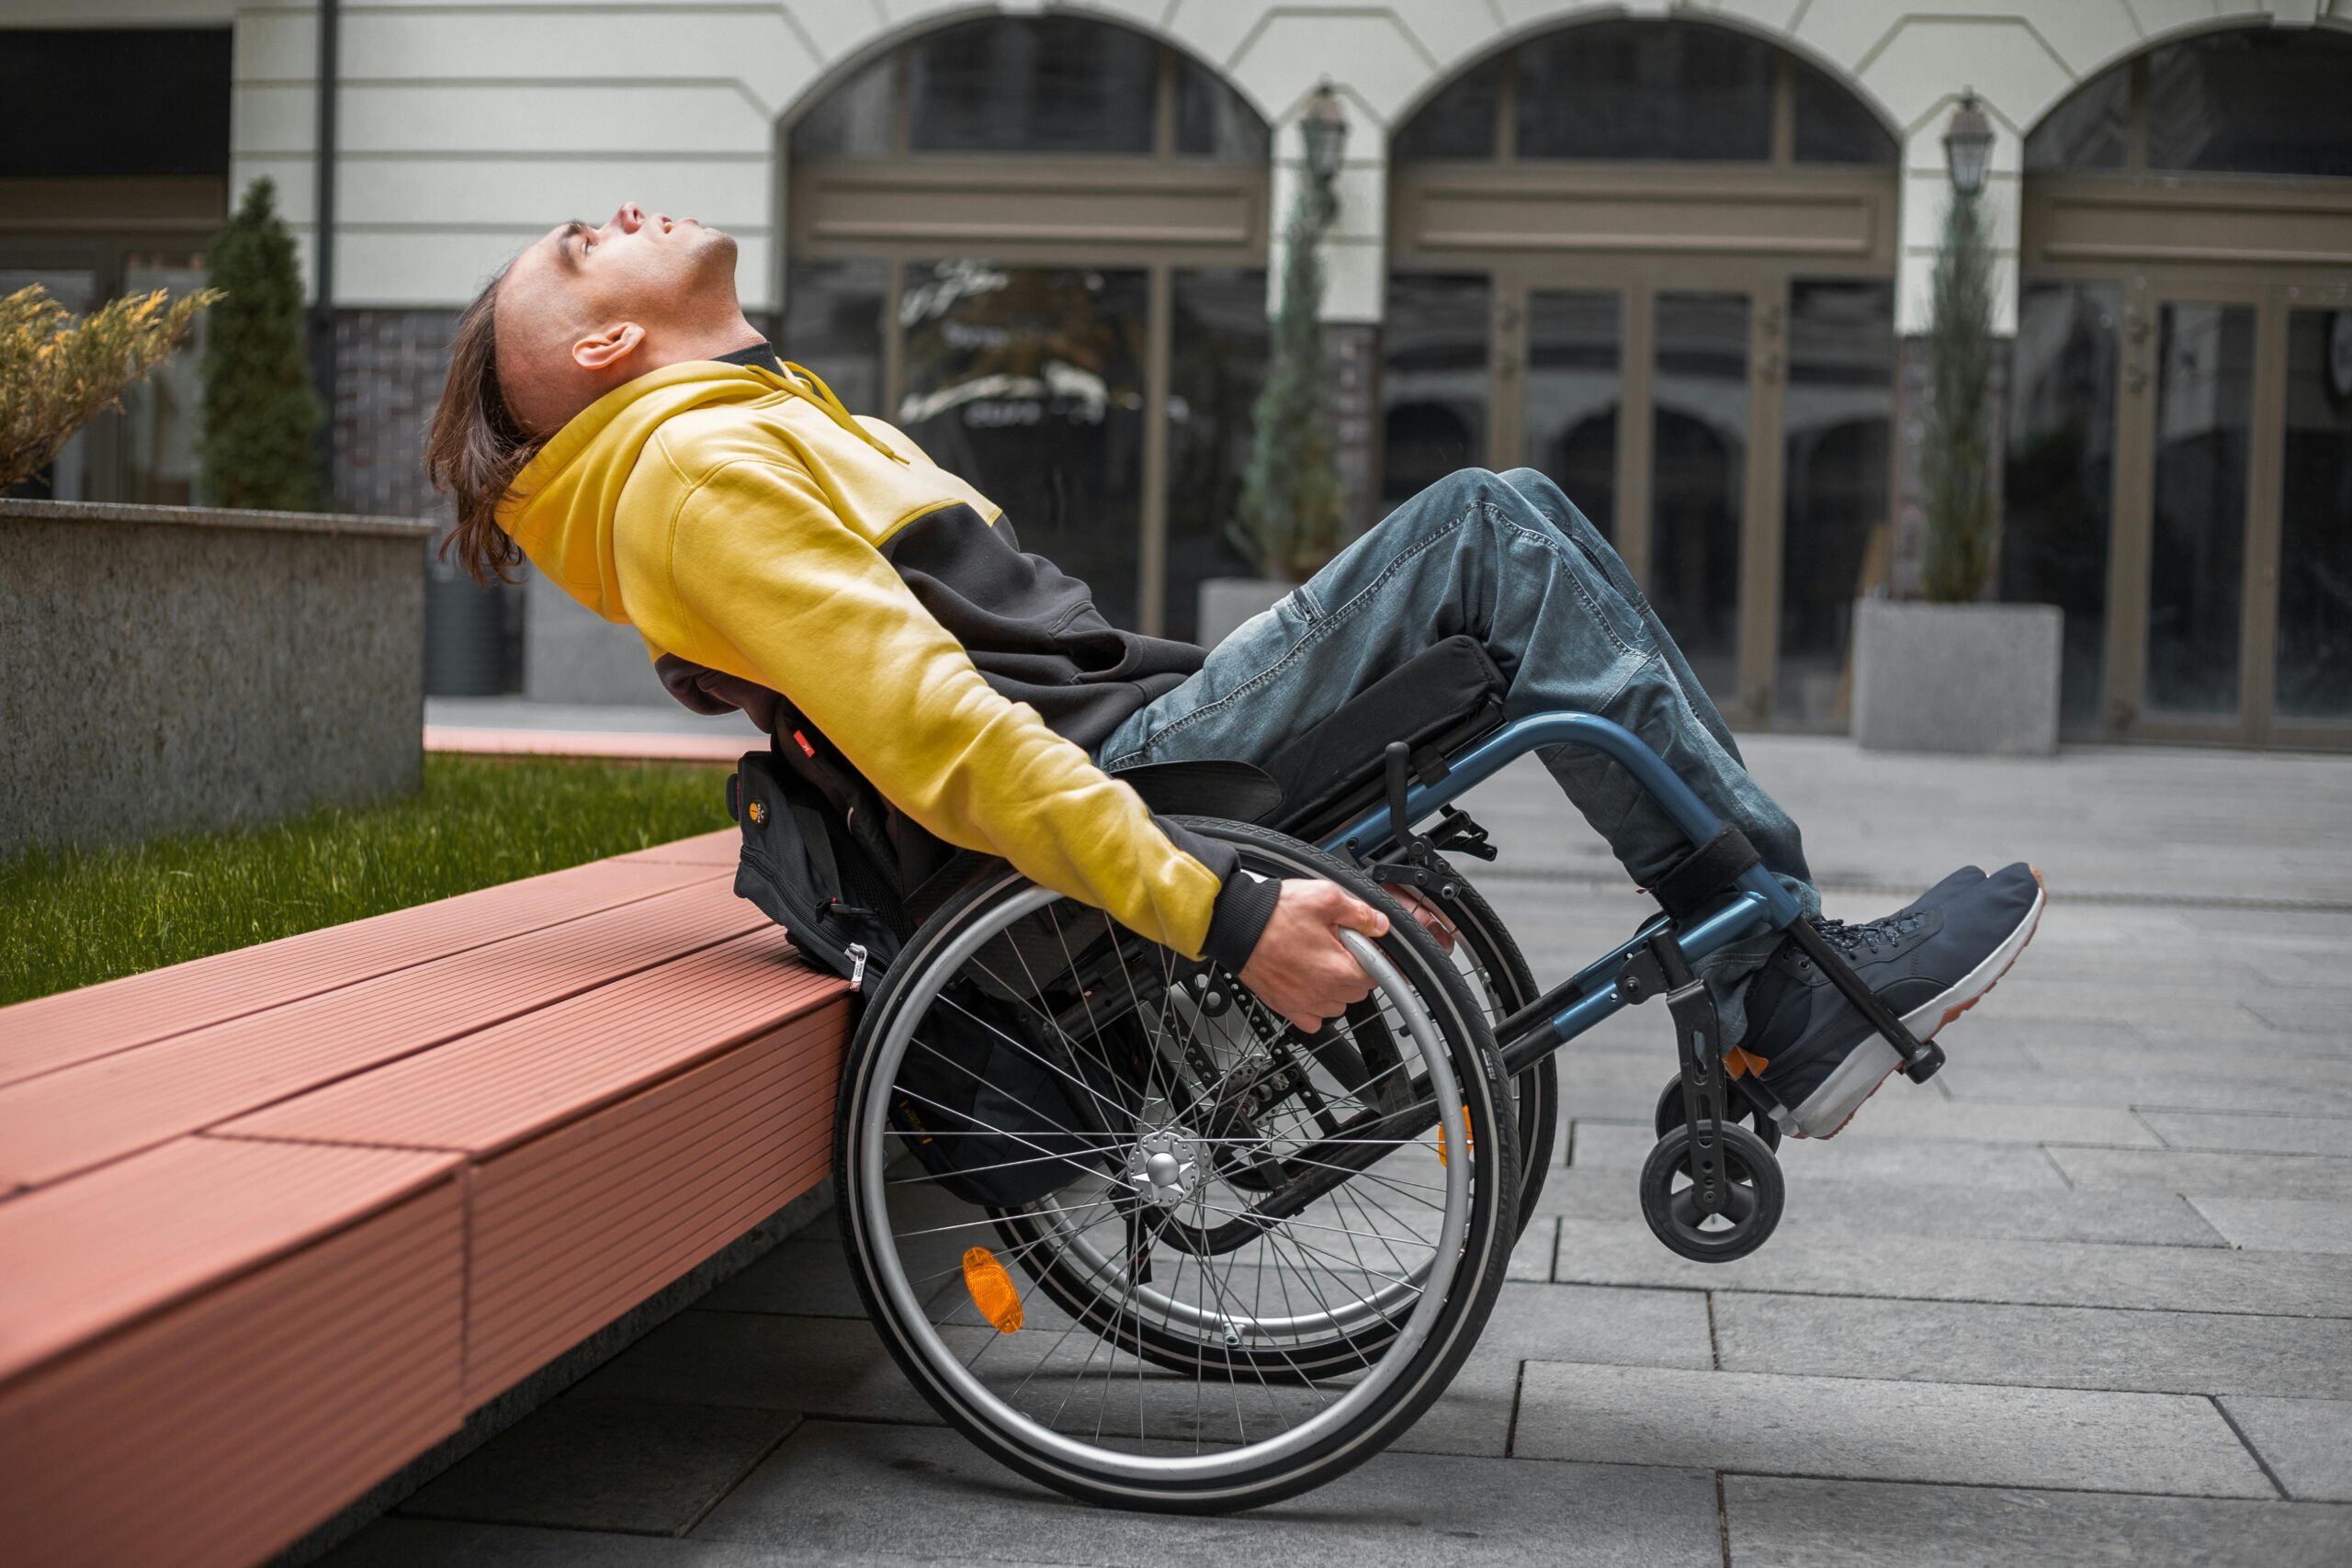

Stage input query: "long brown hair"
[{"left": 424, "top": 265, "right": 540, "bottom": 584}]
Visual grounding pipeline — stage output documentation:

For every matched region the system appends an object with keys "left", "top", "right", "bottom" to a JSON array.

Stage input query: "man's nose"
[{"left": 608, "top": 202, "right": 644, "bottom": 235}]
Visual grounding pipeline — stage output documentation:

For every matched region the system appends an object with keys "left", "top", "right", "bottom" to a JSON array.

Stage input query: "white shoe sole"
[{"left": 1787, "top": 869, "right": 2047, "bottom": 1139}]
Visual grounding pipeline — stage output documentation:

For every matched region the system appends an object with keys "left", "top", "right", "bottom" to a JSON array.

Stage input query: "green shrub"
[
  {"left": 0, "top": 283, "right": 217, "bottom": 491},
  {"left": 1920, "top": 186, "right": 1998, "bottom": 604},
  {"left": 1231, "top": 180, "right": 1346, "bottom": 581},
  {"left": 199, "top": 177, "right": 325, "bottom": 511}
]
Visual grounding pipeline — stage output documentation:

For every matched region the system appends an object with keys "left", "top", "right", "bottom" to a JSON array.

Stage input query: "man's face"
[{"left": 493, "top": 201, "right": 741, "bottom": 434}]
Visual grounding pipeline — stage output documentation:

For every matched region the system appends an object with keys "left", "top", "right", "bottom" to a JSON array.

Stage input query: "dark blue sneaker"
[{"left": 1735, "top": 863, "right": 2044, "bottom": 1139}]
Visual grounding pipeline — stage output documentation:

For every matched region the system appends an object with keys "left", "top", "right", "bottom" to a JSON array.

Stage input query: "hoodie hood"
[{"left": 498, "top": 358, "right": 898, "bottom": 621}]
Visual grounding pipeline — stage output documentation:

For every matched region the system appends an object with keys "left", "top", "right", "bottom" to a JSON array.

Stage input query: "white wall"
[{"left": 17, "top": 0, "right": 2340, "bottom": 321}]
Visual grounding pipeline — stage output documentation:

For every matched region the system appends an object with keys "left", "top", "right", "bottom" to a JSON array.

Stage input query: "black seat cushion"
[
  {"left": 1263, "top": 635, "right": 1508, "bottom": 843},
  {"left": 1109, "top": 757, "right": 1283, "bottom": 820}
]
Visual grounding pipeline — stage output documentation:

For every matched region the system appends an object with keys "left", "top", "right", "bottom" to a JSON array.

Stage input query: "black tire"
[
  {"left": 832, "top": 817, "right": 1519, "bottom": 1513},
  {"left": 1430, "top": 873, "right": 1557, "bottom": 1235}
]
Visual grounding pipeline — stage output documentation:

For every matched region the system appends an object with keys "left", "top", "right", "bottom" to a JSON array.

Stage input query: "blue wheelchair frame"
[{"left": 1311, "top": 711, "right": 1879, "bottom": 1082}]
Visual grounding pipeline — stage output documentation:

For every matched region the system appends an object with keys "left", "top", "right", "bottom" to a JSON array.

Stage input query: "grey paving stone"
[
  {"left": 1722, "top": 1474, "right": 2352, "bottom": 1568},
  {"left": 322, "top": 1518, "right": 775, "bottom": 1566},
  {"left": 397, "top": 1397, "right": 797, "bottom": 1535},
  {"left": 1940, "top": 1066, "right": 2352, "bottom": 1116},
  {"left": 1551, "top": 1218, "right": 2352, "bottom": 1316},
  {"left": 1773, "top": 1094, "right": 2160, "bottom": 1146},
  {"left": 2188, "top": 1196, "right": 2352, "bottom": 1254},
  {"left": 576, "top": 1310, "right": 945, "bottom": 1425},
  {"left": 1513, "top": 1362, "right": 2272, "bottom": 1496},
  {"left": 1566, "top": 1119, "right": 2070, "bottom": 1189},
  {"left": 2143, "top": 1111, "right": 2352, "bottom": 1156},
  {"left": 1395, "top": 1280, "right": 1712, "bottom": 1457},
  {"left": 2046, "top": 1145, "right": 2352, "bottom": 1200},
  {"left": 2220, "top": 1396, "right": 2352, "bottom": 1501},
  {"left": 698, "top": 1235, "right": 957, "bottom": 1318},
  {"left": 1713, "top": 1292, "right": 2352, "bottom": 1397},
  {"left": 1507, "top": 1214, "right": 1556, "bottom": 1280},
  {"left": 695, "top": 1417, "right": 1724, "bottom": 1565},
  {"left": 1532, "top": 1166, "right": 2227, "bottom": 1247}
]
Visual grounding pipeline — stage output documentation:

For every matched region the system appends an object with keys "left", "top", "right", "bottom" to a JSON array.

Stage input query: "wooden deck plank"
[
  {"left": 220, "top": 927, "right": 844, "bottom": 1155},
  {"left": 0, "top": 1174, "right": 465, "bottom": 1568},
  {"left": 456, "top": 1014, "right": 845, "bottom": 1401},
  {"left": 0, "top": 858, "right": 725, "bottom": 1089},
  {"left": 614, "top": 827, "right": 741, "bottom": 866},
  {"left": 0, "top": 1136, "right": 459, "bottom": 1385},
  {"left": 0, "top": 878, "right": 765, "bottom": 1195}
]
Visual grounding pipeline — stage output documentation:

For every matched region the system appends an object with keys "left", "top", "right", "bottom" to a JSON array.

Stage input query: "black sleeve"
[{"left": 1151, "top": 815, "right": 1281, "bottom": 972}]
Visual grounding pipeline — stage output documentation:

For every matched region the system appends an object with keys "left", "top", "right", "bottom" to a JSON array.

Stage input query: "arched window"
[
  {"left": 1385, "top": 19, "right": 1900, "bottom": 730},
  {"left": 790, "top": 17, "right": 1265, "bottom": 162},
  {"left": 1395, "top": 20, "right": 1894, "bottom": 168},
  {"left": 2027, "top": 27, "right": 2352, "bottom": 178},
  {"left": 780, "top": 17, "right": 1270, "bottom": 640}
]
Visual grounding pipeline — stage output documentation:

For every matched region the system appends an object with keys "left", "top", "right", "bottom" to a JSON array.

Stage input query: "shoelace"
[{"left": 1809, "top": 908, "right": 1928, "bottom": 959}]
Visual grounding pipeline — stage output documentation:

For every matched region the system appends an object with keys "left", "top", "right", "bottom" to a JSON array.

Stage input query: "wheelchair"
[{"left": 725, "top": 636, "right": 1946, "bottom": 1514}]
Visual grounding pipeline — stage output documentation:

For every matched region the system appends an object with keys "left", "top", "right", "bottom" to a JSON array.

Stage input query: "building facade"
[{"left": 6, "top": 1, "right": 2347, "bottom": 746}]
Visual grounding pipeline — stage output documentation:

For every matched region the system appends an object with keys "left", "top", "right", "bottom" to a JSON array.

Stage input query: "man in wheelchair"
[{"left": 429, "top": 202, "right": 2042, "bottom": 1146}]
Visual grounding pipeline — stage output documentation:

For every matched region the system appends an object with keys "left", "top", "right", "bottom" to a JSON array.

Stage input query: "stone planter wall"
[
  {"left": 1196, "top": 576, "right": 1295, "bottom": 649},
  {"left": 1850, "top": 597, "right": 2063, "bottom": 756},
  {"left": 0, "top": 499, "right": 433, "bottom": 854}
]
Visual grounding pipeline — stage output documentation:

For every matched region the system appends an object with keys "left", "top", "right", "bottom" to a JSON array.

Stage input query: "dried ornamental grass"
[{"left": 0, "top": 283, "right": 220, "bottom": 491}]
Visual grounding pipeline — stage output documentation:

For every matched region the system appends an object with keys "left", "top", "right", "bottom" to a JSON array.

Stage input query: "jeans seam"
[{"left": 1490, "top": 513, "right": 1645, "bottom": 660}]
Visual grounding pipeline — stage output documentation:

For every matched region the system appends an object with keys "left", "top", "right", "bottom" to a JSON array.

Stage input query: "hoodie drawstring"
[{"left": 778, "top": 360, "right": 910, "bottom": 467}]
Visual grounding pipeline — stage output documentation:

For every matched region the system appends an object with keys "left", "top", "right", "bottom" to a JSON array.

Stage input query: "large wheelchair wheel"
[
  {"left": 1422, "top": 872, "right": 1555, "bottom": 1237},
  {"left": 833, "top": 818, "right": 1518, "bottom": 1513}
]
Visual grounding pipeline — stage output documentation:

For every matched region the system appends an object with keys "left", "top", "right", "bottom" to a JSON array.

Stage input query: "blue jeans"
[{"left": 1093, "top": 467, "right": 1820, "bottom": 1042}]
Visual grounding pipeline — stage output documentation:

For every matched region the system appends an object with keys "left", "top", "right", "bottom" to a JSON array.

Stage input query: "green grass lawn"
[{"left": 1, "top": 754, "right": 733, "bottom": 1008}]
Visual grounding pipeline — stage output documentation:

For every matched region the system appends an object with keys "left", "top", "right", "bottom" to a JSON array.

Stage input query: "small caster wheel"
[
  {"left": 1639, "top": 1121, "right": 1784, "bottom": 1263},
  {"left": 1654, "top": 1073, "right": 1782, "bottom": 1151}
]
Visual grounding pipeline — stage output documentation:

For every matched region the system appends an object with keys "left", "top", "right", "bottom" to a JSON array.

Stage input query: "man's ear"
[{"left": 571, "top": 321, "right": 646, "bottom": 375}]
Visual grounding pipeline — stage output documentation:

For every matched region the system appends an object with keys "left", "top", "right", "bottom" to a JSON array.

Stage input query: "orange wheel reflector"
[
  {"left": 1434, "top": 1106, "right": 1474, "bottom": 1168},
  {"left": 962, "top": 1246, "right": 1023, "bottom": 1333}
]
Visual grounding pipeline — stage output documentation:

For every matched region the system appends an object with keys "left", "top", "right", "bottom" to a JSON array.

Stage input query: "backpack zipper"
[{"left": 846, "top": 942, "right": 868, "bottom": 991}]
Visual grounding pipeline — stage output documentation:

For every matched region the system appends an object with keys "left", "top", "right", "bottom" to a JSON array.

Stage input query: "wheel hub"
[{"left": 1123, "top": 1125, "right": 1204, "bottom": 1210}]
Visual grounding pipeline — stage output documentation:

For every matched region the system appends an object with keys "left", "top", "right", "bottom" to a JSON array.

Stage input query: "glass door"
[{"left": 2108, "top": 277, "right": 2351, "bottom": 748}]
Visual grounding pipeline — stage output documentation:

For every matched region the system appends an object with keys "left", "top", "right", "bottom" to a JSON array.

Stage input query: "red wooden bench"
[{"left": 0, "top": 829, "right": 849, "bottom": 1567}]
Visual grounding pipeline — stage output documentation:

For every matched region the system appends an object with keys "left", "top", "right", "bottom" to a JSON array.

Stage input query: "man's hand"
[{"left": 1237, "top": 880, "right": 1389, "bottom": 1033}]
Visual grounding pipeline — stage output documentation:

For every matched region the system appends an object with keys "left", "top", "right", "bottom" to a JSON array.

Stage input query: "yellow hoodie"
[{"left": 498, "top": 357, "right": 1266, "bottom": 965}]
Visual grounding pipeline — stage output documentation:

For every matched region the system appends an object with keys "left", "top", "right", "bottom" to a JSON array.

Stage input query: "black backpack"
[{"left": 728, "top": 705, "right": 1107, "bottom": 1207}]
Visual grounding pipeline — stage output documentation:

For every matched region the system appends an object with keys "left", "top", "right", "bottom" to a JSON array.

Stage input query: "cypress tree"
[
  {"left": 198, "top": 178, "right": 324, "bottom": 511},
  {"left": 1919, "top": 185, "right": 1997, "bottom": 603},
  {"left": 1230, "top": 180, "right": 1345, "bottom": 581}
]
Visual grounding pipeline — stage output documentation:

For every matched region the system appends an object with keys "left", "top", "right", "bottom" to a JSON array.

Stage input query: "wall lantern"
[
  {"left": 1301, "top": 81, "right": 1350, "bottom": 197},
  {"left": 1943, "top": 90, "right": 1995, "bottom": 197}
]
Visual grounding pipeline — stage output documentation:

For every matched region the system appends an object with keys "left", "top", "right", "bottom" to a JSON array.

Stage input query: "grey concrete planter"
[
  {"left": 1196, "top": 576, "right": 1294, "bottom": 649},
  {"left": 1850, "top": 597, "right": 2063, "bottom": 756},
  {"left": 0, "top": 498, "right": 433, "bottom": 853}
]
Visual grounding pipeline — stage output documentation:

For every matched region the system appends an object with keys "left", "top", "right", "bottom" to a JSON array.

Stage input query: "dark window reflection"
[
  {"left": 790, "top": 55, "right": 892, "bottom": 159},
  {"left": 2277, "top": 309, "right": 2352, "bottom": 721},
  {"left": 1516, "top": 21, "right": 1772, "bottom": 162},
  {"left": 1791, "top": 56, "right": 1897, "bottom": 167},
  {"left": 2148, "top": 28, "right": 2352, "bottom": 179},
  {"left": 0, "top": 28, "right": 230, "bottom": 178},
  {"left": 2147, "top": 302, "right": 2255, "bottom": 716},
  {"left": 908, "top": 18, "right": 1155, "bottom": 154},
  {"left": 1163, "top": 268, "right": 1270, "bottom": 642},
  {"left": 899, "top": 263, "right": 1149, "bottom": 629},
  {"left": 1651, "top": 292, "right": 1749, "bottom": 702},
  {"left": 1174, "top": 56, "right": 1271, "bottom": 160},
  {"left": 1522, "top": 290, "right": 1620, "bottom": 539},
  {"left": 1776, "top": 280, "right": 1894, "bottom": 730},
  {"left": 780, "top": 261, "right": 888, "bottom": 417},
  {"left": 2024, "top": 61, "right": 2129, "bottom": 173},
  {"left": 2004, "top": 282, "right": 2120, "bottom": 738},
  {"left": 1394, "top": 58, "right": 1501, "bottom": 161},
  {"left": 1381, "top": 274, "right": 1489, "bottom": 510}
]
